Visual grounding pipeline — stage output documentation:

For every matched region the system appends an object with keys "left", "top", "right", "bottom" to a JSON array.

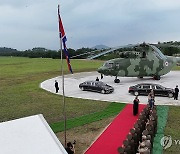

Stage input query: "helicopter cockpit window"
[
  {"left": 141, "top": 51, "right": 146, "bottom": 58},
  {"left": 115, "top": 63, "right": 120, "bottom": 68},
  {"left": 103, "top": 62, "right": 113, "bottom": 68}
]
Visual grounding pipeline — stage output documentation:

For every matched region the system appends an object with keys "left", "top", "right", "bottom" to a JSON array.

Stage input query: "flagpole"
[
  {"left": 58, "top": 5, "right": 67, "bottom": 147},
  {"left": 61, "top": 32, "right": 67, "bottom": 148}
]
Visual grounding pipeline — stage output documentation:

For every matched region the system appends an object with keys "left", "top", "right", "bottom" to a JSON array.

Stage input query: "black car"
[
  {"left": 128, "top": 83, "right": 174, "bottom": 98},
  {"left": 79, "top": 81, "right": 114, "bottom": 94}
]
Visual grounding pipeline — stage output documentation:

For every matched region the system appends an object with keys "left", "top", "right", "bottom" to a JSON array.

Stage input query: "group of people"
[
  {"left": 118, "top": 105, "right": 157, "bottom": 154},
  {"left": 138, "top": 107, "right": 157, "bottom": 153},
  {"left": 133, "top": 89, "right": 155, "bottom": 117},
  {"left": 133, "top": 85, "right": 179, "bottom": 116}
]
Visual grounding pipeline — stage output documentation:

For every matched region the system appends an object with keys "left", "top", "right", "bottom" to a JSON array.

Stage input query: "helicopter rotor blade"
[
  {"left": 87, "top": 44, "right": 139, "bottom": 60},
  {"left": 70, "top": 49, "right": 101, "bottom": 59}
]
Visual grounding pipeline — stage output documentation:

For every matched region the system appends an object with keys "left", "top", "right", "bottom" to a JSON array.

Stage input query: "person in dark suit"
[
  {"left": 174, "top": 85, "right": 179, "bottom": 100},
  {"left": 101, "top": 74, "right": 103, "bottom": 79},
  {"left": 133, "top": 96, "right": 139, "bottom": 116},
  {"left": 55, "top": 80, "right": 59, "bottom": 93},
  {"left": 96, "top": 77, "right": 99, "bottom": 81},
  {"left": 65, "top": 142, "right": 75, "bottom": 154}
]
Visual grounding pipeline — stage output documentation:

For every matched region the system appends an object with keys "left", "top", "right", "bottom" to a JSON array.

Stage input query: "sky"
[{"left": 1, "top": 0, "right": 180, "bottom": 51}]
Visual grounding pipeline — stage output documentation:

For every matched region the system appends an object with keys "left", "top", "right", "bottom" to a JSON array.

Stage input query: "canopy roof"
[{"left": 0, "top": 114, "right": 67, "bottom": 154}]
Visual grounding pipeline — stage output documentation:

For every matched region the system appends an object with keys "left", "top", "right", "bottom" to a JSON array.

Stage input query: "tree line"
[
  {"left": 0, "top": 47, "right": 95, "bottom": 59},
  {"left": 0, "top": 41, "right": 180, "bottom": 59}
]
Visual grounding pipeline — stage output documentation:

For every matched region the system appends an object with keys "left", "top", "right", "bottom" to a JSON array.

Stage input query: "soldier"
[
  {"left": 138, "top": 147, "right": 150, "bottom": 154},
  {"left": 117, "top": 146, "right": 125, "bottom": 154},
  {"left": 141, "top": 135, "right": 151, "bottom": 149},
  {"left": 174, "top": 85, "right": 179, "bottom": 100}
]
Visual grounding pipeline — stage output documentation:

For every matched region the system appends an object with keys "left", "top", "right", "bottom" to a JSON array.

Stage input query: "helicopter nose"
[
  {"left": 97, "top": 67, "right": 103, "bottom": 74},
  {"left": 97, "top": 66, "right": 108, "bottom": 75}
]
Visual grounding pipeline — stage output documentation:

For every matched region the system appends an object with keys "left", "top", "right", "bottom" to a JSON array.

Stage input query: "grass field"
[
  {"left": 0, "top": 56, "right": 111, "bottom": 124},
  {"left": 50, "top": 102, "right": 125, "bottom": 133},
  {"left": 173, "top": 66, "right": 180, "bottom": 70}
]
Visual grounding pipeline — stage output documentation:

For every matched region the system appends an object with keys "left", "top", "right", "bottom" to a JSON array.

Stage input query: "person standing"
[
  {"left": 55, "top": 80, "right": 59, "bottom": 93},
  {"left": 101, "top": 74, "right": 103, "bottom": 79},
  {"left": 96, "top": 77, "right": 99, "bottom": 81},
  {"left": 65, "top": 142, "right": 75, "bottom": 154},
  {"left": 148, "top": 91, "right": 155, "bottom": 109},
  {"left": 133, "top": 96, "right": 139, "bottom": 116},
  {"left": 174, "top": 85, "right": 179, "bottom": 100},
  {"left": 148, "top": 93, "right": 152, "bottom": 107}
]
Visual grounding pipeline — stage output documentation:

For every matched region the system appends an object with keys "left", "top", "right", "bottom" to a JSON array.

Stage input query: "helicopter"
[{"left": 89, "top": 43, "right": 180, "bottom": 83}]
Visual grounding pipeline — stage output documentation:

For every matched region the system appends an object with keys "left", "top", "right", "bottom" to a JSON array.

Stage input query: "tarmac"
[{"left": 40, "top": 71, "right": 180, "bottom": 106}]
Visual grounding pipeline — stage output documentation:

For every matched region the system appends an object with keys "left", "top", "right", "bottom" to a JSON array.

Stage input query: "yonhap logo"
[{"left": 160, "top": 136, "right": 172, "bottom": 149}]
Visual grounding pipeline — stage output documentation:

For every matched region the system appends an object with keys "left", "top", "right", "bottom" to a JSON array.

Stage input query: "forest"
[{"left": 0, "top": 41, "right": 180, "bottom": 59}]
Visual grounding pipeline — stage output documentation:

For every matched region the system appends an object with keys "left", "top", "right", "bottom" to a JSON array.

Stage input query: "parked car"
[
  {"left": 128, "top": 83, "right": 174, "bottom": 98},
  {"left": 79, "top": 81, "right": 114, "bottom": 94}
]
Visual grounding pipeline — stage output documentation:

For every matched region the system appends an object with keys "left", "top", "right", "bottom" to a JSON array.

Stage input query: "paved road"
[{"left": 40, "top": 71, "right": 180, "bottom": 106}]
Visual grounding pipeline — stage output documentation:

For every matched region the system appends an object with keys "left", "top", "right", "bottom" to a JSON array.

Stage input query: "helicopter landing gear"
[
  {"left": 114, "top": 76, "right": 120, "bottom": 83},
  {"left": 153, "top": 75, "right": 161, "bottom": 80}
]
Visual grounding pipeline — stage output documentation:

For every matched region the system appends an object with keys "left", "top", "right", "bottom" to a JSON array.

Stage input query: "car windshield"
[{"left": 135, "top": 85, "right": 141, "bottom": 88}]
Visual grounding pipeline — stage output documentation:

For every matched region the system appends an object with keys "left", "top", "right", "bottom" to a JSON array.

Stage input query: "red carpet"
[{"left": 85, "top": 104, "right": 145, "bottom": 154}]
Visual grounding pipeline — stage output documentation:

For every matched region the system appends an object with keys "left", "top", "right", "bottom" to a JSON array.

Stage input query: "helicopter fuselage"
[
  {"left": 98, "top": 55, "right": 176, "bottom": 78},
  {"left": 95, "top": 44, "right": 179, "bottom": 81}
]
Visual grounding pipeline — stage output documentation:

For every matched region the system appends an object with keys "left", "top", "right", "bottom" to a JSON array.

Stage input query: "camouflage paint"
[{"left": 97, "top": 44, "right": 179, "bottom": 78}]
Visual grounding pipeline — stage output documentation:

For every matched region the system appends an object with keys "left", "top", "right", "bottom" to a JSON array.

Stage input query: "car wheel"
[
  {"left": 168, "top": 93, "right": 173, "bottom": 98},
  {"left": 81, "top": 87, "right": 84, "bottom": 91},
  {"left": 153, "top": 76, "right": 160, "bottom": 80},
  {"left": 114, "top": 79, "right": 120, "bottom": 83},
  {"left": 101, "top": 90, "right": 105, "bottom": 94},
  {"left": 134, "top": 91, "right": 139, "bottom": 96}
]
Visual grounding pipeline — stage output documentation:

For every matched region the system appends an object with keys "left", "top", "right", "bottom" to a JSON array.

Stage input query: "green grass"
[
  {"left": 163, "top": 106, "right": 180, "bottom": 153},
  {"left": 0, "top": 57, "right": 107, "bottom": 123},
  {"left": 0, "top": 57, "right": 103, "bottom": 78},
  {"left": 153, "top": 106, "right": 169, "bottom": 154},
  {"left": 50, "top": 102, "right": 126, "bottom": 133},
  {"left": 172, "top": 65, "right": 180, "bottom": 70}
]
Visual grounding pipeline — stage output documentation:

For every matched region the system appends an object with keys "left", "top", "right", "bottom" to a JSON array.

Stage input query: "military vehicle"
[{"left": 89, "top": 43, "right": 180, "bottom": 83}]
